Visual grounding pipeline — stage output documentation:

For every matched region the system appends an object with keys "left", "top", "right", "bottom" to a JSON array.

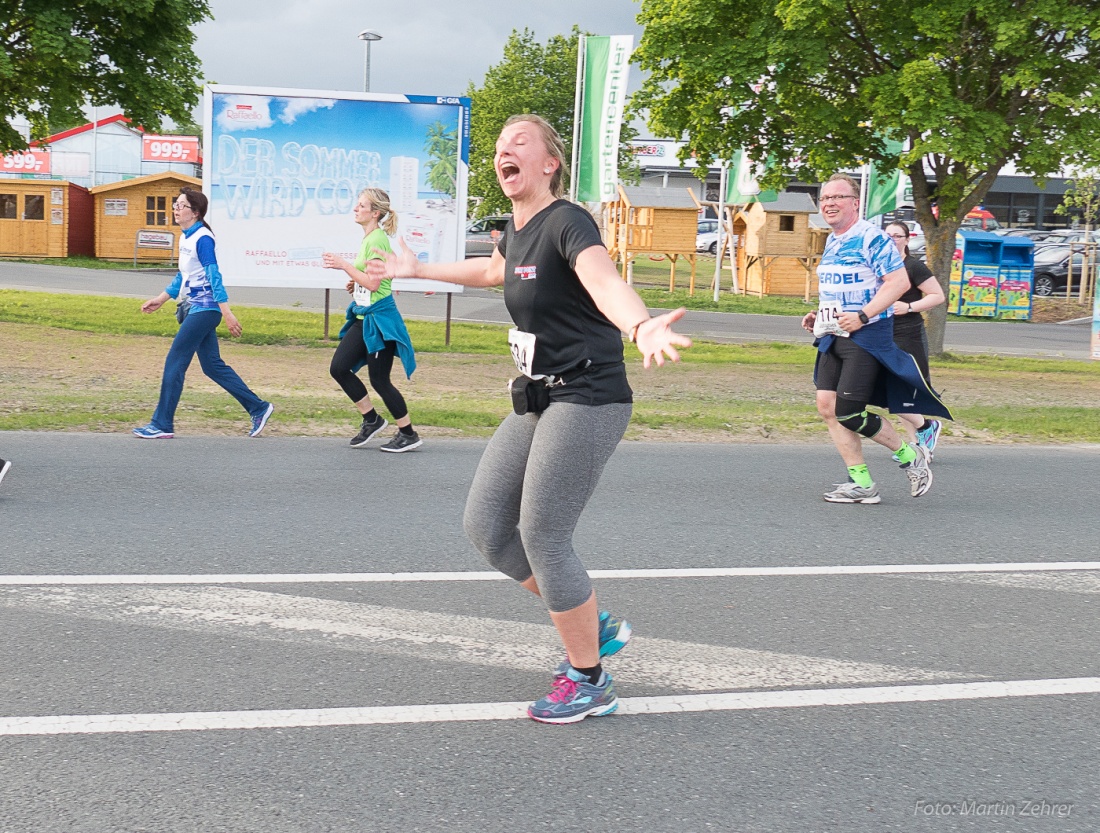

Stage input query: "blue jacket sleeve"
[
  {"left": 195, "top": 234, "right": 228, "bottom": 303},
  {"left": 205, "top": 263, "right": 229, "bottom": 304},
  {"left": 165, "top": 271, "right": 183, "bottom": 299}
]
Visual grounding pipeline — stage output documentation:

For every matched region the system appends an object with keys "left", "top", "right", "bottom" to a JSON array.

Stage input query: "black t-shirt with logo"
[
  {"left": 894, "top": 254, "right": 935, "bottom": 336},
  {"left": 498, "top": 199, "right": 632, "bottom": 405}
]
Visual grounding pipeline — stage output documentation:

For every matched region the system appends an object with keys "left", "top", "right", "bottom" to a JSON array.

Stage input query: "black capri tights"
[{"left": 330, "top": 318, "right": 409, "bottom": 420}]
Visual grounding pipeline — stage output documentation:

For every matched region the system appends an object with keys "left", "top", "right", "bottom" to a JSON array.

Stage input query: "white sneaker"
[
  {"left": 824, "top": 481, "right": 881, "bottom": 504},
  {"left": 902, "top": 444, "right": 933, "bottom": 497}
]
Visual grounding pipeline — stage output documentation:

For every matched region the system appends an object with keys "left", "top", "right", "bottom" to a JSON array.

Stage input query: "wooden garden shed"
[
  {"left": 90, "top": 171, "right": 199, "bottom": 262},
  {"left": 606, "top": 185, "right": 699, "bottom": 292},
  {"left": 0, "top": 179, "right": 93, "bottom": 259},
  {"left": 732, "top": 192, "right": 823, "bottom": 298}
]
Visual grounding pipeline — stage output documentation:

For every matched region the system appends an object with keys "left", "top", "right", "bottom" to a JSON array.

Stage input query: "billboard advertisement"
[{"left": 202, "top": 85, "right": 469, "bottom": 292}]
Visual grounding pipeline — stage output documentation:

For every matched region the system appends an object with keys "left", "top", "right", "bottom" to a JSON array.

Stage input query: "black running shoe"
[
  {"left": 350, "top": 414, "right": 388, "bottom": 447},
  {"left": 379, "top": 430, "right": 423, "bottom": 453}
]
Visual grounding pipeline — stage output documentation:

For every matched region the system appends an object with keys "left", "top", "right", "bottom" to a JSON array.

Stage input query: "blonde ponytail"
[{"left": 360, "top": 187, "right": 399, "bottom": 236}]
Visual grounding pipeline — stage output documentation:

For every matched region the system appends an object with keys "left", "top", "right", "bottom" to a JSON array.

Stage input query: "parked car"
[
  {"left": 1035, "top": 228, "right": 1098, "bottom": 249},
  {"left": 464, "top": 215, "right": 511, "bottom": 257},
  {"left": 997, "top": 228, "right": 1055, "bottom": 243},
  {"left": 696, "top": 219, "right": 719, "bottom": 254},
  {"left": 1032, "top": 245, "right": 1090, "bottom": 296}
]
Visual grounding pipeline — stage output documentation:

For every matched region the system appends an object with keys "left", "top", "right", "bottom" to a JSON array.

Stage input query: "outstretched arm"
[
  {"left": 573, "top": 245, "right": 692, "bottom": 369},
  {"left": 366, "top": 239, "right": 506, "bottom": 288}
]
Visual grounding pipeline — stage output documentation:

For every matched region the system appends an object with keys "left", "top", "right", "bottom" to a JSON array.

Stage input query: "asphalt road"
[
  {"left": 1, "top": 260, "right": 1093, "bottom": 359},
  {"left": 1, "top": 432, "right": 1097, "bottom": 832}
]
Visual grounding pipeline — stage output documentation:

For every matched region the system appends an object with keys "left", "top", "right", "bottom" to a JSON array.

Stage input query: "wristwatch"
[{"left": 857, "top": 310, "right": 870, "bottom": 325}]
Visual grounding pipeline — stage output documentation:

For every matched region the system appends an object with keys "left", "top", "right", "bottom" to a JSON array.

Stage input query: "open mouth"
[{"left": 499, "top": 162, "right": 520, "bottom": 183}]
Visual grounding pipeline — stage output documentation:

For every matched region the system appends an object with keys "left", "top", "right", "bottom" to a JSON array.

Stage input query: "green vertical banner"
[
  {"left": 864, "top": 138, "right": 909, "bottom": 217},
  {"left": 574, "top": 35, "right": 633, "bottom": 203},
  {"left": 725, "top": 149, "right": 778, "bottom": 204}
]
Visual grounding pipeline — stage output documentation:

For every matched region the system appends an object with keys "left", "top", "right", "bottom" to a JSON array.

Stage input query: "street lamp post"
[{"left": 357, "top": 29, "right": 382, "bottom": 92}]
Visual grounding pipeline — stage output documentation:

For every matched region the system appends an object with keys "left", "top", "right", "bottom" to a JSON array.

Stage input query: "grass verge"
[{"left": 2, "top": 289, "right": 1098, "bottom": 443}]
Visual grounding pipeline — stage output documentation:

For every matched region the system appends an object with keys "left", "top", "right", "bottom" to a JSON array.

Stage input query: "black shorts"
[
  {"left": 815, "top": 336, "right": 882, "bottom": 404},
  {"left": 892, "top": 315, "right": 930, "bottom": 382}
]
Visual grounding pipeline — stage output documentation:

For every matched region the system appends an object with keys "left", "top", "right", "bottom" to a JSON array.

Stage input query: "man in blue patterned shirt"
[{"left": 801, "top": 173, "right": 947, "bottom": 503}]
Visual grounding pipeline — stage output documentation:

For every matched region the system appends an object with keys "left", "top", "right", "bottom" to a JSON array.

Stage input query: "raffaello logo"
[{"left": 226, "top": 105, "right": 264, "bottom": 122}]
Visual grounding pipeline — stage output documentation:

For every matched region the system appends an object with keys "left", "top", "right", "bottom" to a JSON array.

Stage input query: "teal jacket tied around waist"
[{"left": 339, "top": 294, "right": 416, "bottom": 379}]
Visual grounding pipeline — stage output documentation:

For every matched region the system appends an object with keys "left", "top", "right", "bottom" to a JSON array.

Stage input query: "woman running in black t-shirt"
[{"left": 369, "top": 114, "right": 691, "bottom": 723}]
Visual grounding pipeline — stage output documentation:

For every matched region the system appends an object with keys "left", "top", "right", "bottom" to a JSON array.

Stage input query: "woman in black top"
[
  {"left": 885, "top": 221, "right": 946, "bottom": 456},
  {"left": 370, "top": 114, "right": 691, "bottom": 723}
]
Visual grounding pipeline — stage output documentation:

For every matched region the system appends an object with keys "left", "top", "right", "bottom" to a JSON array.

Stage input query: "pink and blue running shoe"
[{"left": 528, "top": 666, "right": 618, "bottom": 724}]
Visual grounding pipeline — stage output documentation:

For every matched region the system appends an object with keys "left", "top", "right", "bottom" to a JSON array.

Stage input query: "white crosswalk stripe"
[{"left": 0, "top": 585, "right": 970, "bottom": 691}]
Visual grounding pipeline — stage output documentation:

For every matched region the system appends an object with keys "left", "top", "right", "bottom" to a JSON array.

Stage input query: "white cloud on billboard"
[
  {"left": 216, "top": 96, "right": 274, "bottom": 132},
  {"left": 278, "top": 98, "right": 336, "bottom": 125}
]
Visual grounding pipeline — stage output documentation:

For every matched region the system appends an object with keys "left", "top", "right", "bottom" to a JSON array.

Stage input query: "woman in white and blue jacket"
[{"left": 133, "top": 188, "right": 273, "bottom": 439}]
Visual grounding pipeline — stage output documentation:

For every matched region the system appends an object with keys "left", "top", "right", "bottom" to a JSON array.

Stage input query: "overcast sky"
[{"left": 191, "top": 0, "right": 648, "bottom": 127}]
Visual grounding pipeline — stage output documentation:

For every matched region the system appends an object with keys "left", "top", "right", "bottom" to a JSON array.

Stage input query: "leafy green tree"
[
  {"left": 424, "top": 120, "right": 458, "bottom": 198},
  {"left": 0, "top": 0, "right": 212, "bottom": 152},
  {"left": 633, "top": 0, "right": 1100, "bottom": 351},
  {"left": 466, "top": 27, "right": 637, "bottom": 217},
  {"left": 1055, "top": 171, "right": 1100, "bottom": 301}
]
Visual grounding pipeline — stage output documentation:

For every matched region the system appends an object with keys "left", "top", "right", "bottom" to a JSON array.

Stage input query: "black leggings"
[{"left": 330, "top": 318, "right": 409, "bottom": 420}]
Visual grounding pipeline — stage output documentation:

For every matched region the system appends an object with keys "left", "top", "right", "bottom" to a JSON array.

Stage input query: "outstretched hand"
[
  {"left": 366, "top": 238, "right": 420, "bottom": 283},
  {"left": 634, "top": 307, "right": 692, "bottom": 369}
]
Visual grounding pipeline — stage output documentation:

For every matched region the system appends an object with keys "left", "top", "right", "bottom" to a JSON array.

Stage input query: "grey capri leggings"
[{"left": 463, "top": 401, "right": 632, "bottom": 613}]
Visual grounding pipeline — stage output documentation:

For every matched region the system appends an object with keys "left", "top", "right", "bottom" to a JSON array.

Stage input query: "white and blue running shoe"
[
  {"left": 528, "top": 666, "right": 618, "bottom": 724},
  {"left": 132, "top": 423, "right": 174, "bottom": 439},
  {"left": 249, "top": 402, "right": 274, "bottom": 437},
  {"left": 916, "top": 419, "right": 942, "bottom": 460}
]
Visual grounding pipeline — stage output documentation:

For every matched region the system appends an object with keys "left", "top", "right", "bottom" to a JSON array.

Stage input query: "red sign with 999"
[
  {"left": 2, "top": 149, "right": 51, "bottom": 174},
  {"left": 142, "top": 135, "right": 200, "bottom": 164}
]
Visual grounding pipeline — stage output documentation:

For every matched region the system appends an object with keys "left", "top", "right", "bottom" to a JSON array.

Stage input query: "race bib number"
[
  {"left": 813, "top": 303, "right": 850, "bottom": 338},
  {"left": 508, "top": 328, "right": 537, "bottom": 376}
]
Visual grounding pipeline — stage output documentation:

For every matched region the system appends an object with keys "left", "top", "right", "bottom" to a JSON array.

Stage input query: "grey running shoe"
[
  {"left": 350, "top": 414, "right": 388, "bottom": 447},
  {"left": 916, "top": 419, "right": 943, "bottom": 460},
  {"left": 903, "top": 443, "right": 933, "bottom": 497},
  {"left": 824, "top": 481, "right": 881, "bottom": 504},
  {"left": 380, "top": 429, "right": 423, "bottom": 453}
]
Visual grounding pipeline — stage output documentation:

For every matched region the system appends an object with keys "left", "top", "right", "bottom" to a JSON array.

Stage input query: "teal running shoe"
[
  {"left": 597, "top": 610, "right": 632, "bottom": 657},
  {"left": 528, "top": 666, "right": 618, "bottom": 724},
  {"left": 916, "top": 419, "right": 942, "bottom": 460}
]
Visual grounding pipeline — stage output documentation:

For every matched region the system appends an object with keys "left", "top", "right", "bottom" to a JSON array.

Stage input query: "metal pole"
[
  {"left": 714, "top": 161, "right": 727, "bottom": 302},
  {"left": 569, "top": 35, "right": 586, "bottom": 204},
  {"left": 363, "top": 41, "right": 371, "bottom": 92},
  {"left": 445, "top": 292, "right": 452, "bottom": 346}
]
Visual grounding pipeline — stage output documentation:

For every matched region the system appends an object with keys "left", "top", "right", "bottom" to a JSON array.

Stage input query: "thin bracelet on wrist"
[{"left": 628, "top": 318, "right": 648, "bottom": 343}]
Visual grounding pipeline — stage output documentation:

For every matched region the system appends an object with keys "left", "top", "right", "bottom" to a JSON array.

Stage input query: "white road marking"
[
  {"left": 0, "top": 561, "right": 1098, "bottom": 586},
  {"left": 1, "top": 677, "right": 1097, "bottom": 736},
  {"left": 911, "top": 572, "right": 1100, "bottom": 594},
  {"left": 0, "top": 586, "right": 968, "bottom": 691}
]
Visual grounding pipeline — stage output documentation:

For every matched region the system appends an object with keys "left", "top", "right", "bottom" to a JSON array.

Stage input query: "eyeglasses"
[
  {"left": 173, "top": 201, "right": 192, "bottom": 211},
  {"left": 820, "top": 195, "right": 857, "bottom": 204}
]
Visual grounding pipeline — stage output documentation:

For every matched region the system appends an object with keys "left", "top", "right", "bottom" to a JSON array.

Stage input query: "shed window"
[
  {"left": 146, "top": 195, "right": 168, "bottom": 226},
  {"left": 23, "top": 194, "right": 45, "bottom": 220},
  {"left": 778, "top": 214, "right": 795, "bottom": 232},
  {"left": 0, "top": 194, "right": 16, "bottom": 219}
]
